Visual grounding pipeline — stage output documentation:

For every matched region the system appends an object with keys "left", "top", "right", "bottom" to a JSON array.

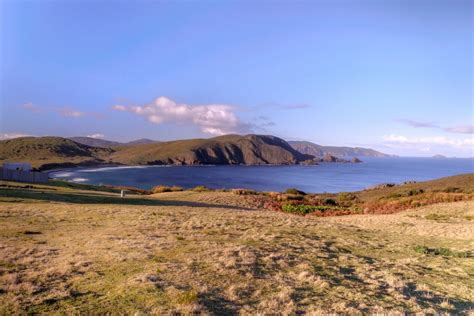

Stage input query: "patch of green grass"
[
  {"left": 281, "top": 204, "right": 341, "bottom": 215},
  {"left": 0, "top": 188, "right": 163, "bottom": 206},
  {"left": 414, "top": 245, "right": 468, "bottom": 258},
  {"left": 48, "top": 179, "right": 119, "bottom": 193}
]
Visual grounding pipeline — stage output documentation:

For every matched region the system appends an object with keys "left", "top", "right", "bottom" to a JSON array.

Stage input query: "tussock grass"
[{"left": 151, "top": 185, "right": 183, "bottom": 193}]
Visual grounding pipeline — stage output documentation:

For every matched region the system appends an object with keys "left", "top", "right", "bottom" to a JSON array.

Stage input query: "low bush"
[
  {"left": 276, "top": 194, "right": 304, "bottom": 202},
  {"left": 191, "top": 185, "right": 211, "bottom": 192},
  {"left": 407, "top": 188, "right": 424, "bottom": 196},
  {"left": 151, "top": 185, "right": 183, "bottom": 193},
  {"left": 386, "top": 189, "right": 424, "bottom": 199},
  {"left": 338, "top": 192, "right": 358, "bottom": 201},
  {"left": 442, "top": 187, "right": 463, "bottom": 193},
  {"left": 337, "top": 192, "right": 359, "bottom": 207},
  {"left": 231, "top": 188, "right": 257, "bottom": 195},
  {"left": 324, "top": 198, "right": 337, "bottom": 206},
  {"left": 281, "top": 204, "right": 340, "bottom": 215},
  {"left": 285, "top": 188, "right": 306, "bottom": 195}
]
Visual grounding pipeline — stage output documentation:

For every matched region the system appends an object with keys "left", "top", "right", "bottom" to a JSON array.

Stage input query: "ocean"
[{"left": 49, "top": 157, "right": 474, "bottom": 193}]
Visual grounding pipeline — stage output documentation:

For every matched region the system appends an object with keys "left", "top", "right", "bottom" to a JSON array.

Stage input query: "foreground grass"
[{"left": 0, "top": 182, "right": 473, "bottom": 314}]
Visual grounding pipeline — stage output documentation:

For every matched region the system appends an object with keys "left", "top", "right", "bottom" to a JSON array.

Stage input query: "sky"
[{"left": 0, "top": 0, "right": 472, "bottom": 157}]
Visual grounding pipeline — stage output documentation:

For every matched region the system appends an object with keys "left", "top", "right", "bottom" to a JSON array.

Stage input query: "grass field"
[{"left": 0, "top": 180, "right": 473, "bottom": 314}]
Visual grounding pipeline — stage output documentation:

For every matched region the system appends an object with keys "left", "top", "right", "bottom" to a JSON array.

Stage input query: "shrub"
[
  {"left": 170, "top": 186, "right": 184, "bottom": 192},
  {"left": 407, "top": 188, "right": 424, "bottom": 196},
  {"left": 231, "top": 188, "right": 257, "bottom": 195},
  {"left": 281, "top": 204, "right": 340, "bottom": 215},
  {"left": 338, "top": 192, "right": 358, "bottom": 202},
  {"left": 413, "top": 245, "right": 429, "bottom": 254},
  {"left": 191, "top": 185, "right": 211, "bottom": 192},
  {"left": 386, "top": 189, "right": 424, "bottom": 199},
  {"left": 151, "top": 185, "right": 184, "bottom": 193},
  {"left": 285, "top": 188, "right": 306, "bottom": 195},
  {"left": 443, "top": 187, "right": 463, "bottom": 193},
  {"left": 276, "top": 194, "right": 304, "bottom": 202},
  {"left": 324, "top": 198, "right": 337, "bottom": 206},
  {"left": 337, "top": 192, "right": 359, "bottom": 207}
]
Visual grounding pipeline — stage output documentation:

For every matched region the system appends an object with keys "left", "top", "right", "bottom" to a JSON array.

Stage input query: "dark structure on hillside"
[{"left": 0, "top": 163, "right": 48, "bottom": 183}]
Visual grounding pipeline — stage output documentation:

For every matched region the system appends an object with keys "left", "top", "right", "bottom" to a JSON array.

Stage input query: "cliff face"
[{"left": 111, "top": 134, "right": 314, "bottom": 165}]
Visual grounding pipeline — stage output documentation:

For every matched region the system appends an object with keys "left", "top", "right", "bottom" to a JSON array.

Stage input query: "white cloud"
[
  {"left": 383, "top": 134, "right": 474, "bottom": 147},
  {"left": 86, "top": 133, "right": 105, "bottom": 139},
  {"left": 0, "top": 133, "right": 33, "bottom": 140},
  {"left": 112, "top": 96, "right": 252, "bottom": 136}
]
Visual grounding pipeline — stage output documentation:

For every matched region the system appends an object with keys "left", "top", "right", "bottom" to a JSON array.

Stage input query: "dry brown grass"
[{"left": 0, "top": 186, "right": 473, "bottom": 314}]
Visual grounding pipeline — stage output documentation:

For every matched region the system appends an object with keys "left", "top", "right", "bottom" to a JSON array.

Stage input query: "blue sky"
[{"left": 1, "top": 0, "right": 472, "bottom": 157}]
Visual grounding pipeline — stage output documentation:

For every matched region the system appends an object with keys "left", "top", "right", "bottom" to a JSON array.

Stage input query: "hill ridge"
[{"left": 288, "top": 140, "right": 391, "bottom": 157}]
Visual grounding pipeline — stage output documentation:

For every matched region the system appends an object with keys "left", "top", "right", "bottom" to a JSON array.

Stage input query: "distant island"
[
  {"left": 432, "top": 154, "right": 447, "bottom": 159},
  {"left": 0, "top": 134, "right": 391, "bottom": 170}
]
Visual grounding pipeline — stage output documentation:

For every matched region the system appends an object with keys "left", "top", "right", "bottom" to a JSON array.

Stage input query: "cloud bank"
[
  {"left": 382, "top": 134, "right": 474, "bottom": 156},
  {"left": 0, "top": 133, "right": 33, "bottom": 140},
  {"left": 86, "top": 133, "right": 105, "bottom": 139},
  {"left": 396, "top": 119, "right": 474, "bottom": 135},
  {"left": 383, "top": 134, "right": 474, "bottom": 147},
  {"left": 112, "top": 96, "right": 253, "bottom": 136}
]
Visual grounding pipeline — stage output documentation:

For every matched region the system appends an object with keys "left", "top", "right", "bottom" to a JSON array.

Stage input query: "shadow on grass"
[
  {"left": 400, "top": 282, "right": 474, "bottom": 313},
  {"left": 198, "top": 289, "right": 240, "bottom": 315},
  {"left": 0, "top": 188, "right": 254, "bottom": 210}
]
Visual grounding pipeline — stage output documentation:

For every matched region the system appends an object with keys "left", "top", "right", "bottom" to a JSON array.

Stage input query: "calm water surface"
[{"left": 49, "top": 158, "right": 474, "bottom": 193}]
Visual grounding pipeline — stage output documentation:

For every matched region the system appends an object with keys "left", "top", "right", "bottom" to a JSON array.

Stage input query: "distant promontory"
[{"left": 0, "top": 134, "right": 390, "bottom": 170}]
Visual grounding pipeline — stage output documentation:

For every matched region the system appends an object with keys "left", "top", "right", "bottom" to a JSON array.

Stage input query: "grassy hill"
[
  {"left": 289, "top": 140, "right": 391, "bottom": 157},
  {"left": 111, "top": 134, "right": 313, "bottom": 165},
  {"left": 0, "top": 137, "right": 113, "bottom": 169}
]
